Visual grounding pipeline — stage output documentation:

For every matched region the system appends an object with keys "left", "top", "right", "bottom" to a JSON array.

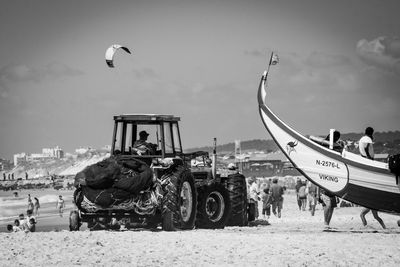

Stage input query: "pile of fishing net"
[{"left": 73, "top": 155, "right": 162, "bottom": 215}]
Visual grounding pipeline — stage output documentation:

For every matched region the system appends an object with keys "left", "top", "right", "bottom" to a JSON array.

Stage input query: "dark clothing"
[
  {"left": 262, "top": 192, "right": 273, "bottom": 209},
  {"left": 262, "top": 206, "right": 271, "bottom": 216},
  {"left": 295, "top": 181, "right": 302, "bottom": 193},
  {"left": 270, "top": 183, "right": 284, "bottom": 201},
  {"left": 319, "top": 188, "right": 337, "bottom": 208},
  {"left": 308, "top": 183, "right": 317, "bottom": 196}
]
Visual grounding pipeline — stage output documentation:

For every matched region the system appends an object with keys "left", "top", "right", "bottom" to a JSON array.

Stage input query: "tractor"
[{"left": 70, "top": 114, "right": 249, "bottom": 231}]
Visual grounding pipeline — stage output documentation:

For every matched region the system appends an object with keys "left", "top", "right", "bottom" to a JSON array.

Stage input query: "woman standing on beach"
[
  {"left": 33, "top": 197, "right": 40, "bottom": 217},
  {"left": 27, "top": 198, "right": 34, "bottom": 215}
]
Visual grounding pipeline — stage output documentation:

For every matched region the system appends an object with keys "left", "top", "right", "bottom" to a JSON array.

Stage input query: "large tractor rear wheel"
[
  {"left": 223, "top": 173, "right": 248, "bottom": 226},
  {"left": 196, "top": 183, "right": 231, "bottom": 229},
  {"left": 162, "top": 167, "right": 197, "bottom": 231}
]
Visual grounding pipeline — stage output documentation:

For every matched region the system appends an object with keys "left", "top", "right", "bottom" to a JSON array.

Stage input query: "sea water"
[{"left": 0, "top": 189, "right": 73, "bottom": 222}]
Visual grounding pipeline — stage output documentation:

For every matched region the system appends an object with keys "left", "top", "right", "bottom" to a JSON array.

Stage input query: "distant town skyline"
[{"left": 1, "top": 0, "right": 400, "bottom": 159}]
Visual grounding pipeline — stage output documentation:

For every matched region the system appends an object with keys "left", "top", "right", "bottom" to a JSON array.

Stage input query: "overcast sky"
[{"left": 1, "top": 0, "right": 399, "bottom": 159}]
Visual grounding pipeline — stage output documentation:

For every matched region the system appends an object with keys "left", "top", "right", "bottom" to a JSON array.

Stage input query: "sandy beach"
[{"left": 1, "top": 190, "right": 399, "bottom": 266}]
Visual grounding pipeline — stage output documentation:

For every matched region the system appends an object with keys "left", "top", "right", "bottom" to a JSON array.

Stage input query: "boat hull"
[{"left": 257, "top": 75, "right": 400, "bottom": 214}]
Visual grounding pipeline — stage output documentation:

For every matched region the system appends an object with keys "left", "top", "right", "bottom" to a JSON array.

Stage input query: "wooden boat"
[{"left": 257, "top": 68, "right": 400, "bottom": 214}]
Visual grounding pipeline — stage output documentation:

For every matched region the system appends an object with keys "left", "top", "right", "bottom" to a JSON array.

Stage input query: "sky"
[{"left": 1, "top": 0, "right": 400, "bottom": 159}]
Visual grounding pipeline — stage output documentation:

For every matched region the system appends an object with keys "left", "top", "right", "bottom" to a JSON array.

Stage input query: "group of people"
[
  {"left": 246, "top": 126, "right": 387, "bottom": 230},
  {"left": 322, "top": 126, "right": 386, "bottom": 229},
  {"left": 7, "top": 194, "right": 39, "bottom": 233},
  {"left": 295, "top": 179, "right": 318, "bottom": 216},
  {"left": 2, "top": 172, "right": 29, "bottom": 181},
  {"left": 6, "top": 193, "right": 67, "bottom": 233},
  {"left": 248, "top": 177, "right": 285, "bottom": 223},
  {"left": 7, "top": 212, "right": 36, "bottom": 233}
]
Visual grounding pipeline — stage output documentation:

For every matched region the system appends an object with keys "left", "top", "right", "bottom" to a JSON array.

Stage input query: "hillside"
[
  {"left": 186, "top": 131, "right": 400, "bottom": 154},
  {"left": 1, "top": 131, "right": 399, "bottom": 180},
  {"left": 186, "top": 139, "right": 279, "bottom": 154}
]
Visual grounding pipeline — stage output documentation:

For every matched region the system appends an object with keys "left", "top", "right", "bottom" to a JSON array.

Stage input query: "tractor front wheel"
[{"left": 196, "top": 183, "right": 231, "bottom": 229}]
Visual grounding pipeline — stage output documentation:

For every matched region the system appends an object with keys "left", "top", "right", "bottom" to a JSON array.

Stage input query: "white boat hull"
[{"left": 257, "top": 74, "right": 400, "bottom": 214}]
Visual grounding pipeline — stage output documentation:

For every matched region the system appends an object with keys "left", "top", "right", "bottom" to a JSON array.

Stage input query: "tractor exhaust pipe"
[{"left": 212, "top": 137, "right": 217, "bottom": 179}]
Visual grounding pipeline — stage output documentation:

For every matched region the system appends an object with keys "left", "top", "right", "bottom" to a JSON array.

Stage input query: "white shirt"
[
  {"left": 13, "top": 225, "right": 22, "bottom": 232},
  {"left": 359, "top": 135, "right": 374, "bottom": 159},
  {"left": 249, "top": 183, "right": 259, "bottom": 201}
]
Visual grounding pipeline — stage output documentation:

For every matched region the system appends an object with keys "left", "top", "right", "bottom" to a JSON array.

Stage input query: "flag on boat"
[{"left": 269, "top": 52, "right": 279, "bottom": 66}]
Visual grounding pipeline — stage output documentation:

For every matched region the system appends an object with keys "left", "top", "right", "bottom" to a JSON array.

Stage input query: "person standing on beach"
[
  {"left": 270, "top": 178, "right": 284, "bottom": 218},
  {"left": 298, "top": 181, "right": 307, "bottom": 211},
  {"left": 261, "top": 188, "right": 272, "bottom": 222},
  {"left": 306, "top": 181, "right": 318, "bottom": 216},
  {"left": 318, "top": 188, "right": 337, "bottom": 229},
  {"left": 360, "top": 208, "right": 386, "bottom": 229},
  {"left": 295, "top": 178, "right": 303, "bottom": 211},
  {"left": 27, "top": 198, "right": 34, "bottom": 214},
  {"left": 56, "top": 195, "right": 65, "bottom": 217},
  {"left": 33, "top": 197, "right": 40, "bottom": 217},
  {"left": 248, "top": 177, "right": 260, "bottom": 220}
]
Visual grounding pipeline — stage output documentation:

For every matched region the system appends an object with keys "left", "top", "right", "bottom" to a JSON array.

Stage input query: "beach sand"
[{"left": 0, "top": 190, "right": 399, "bottom": 266}]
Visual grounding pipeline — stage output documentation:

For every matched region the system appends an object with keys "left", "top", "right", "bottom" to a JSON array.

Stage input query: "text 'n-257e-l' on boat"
[{"left": 257, "top": 54, "right": 400, "bottom": 214}]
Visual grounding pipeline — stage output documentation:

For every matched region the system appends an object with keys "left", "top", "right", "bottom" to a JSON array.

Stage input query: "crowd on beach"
[
  {"left": 247, "top": 176, "right": 387, "bottom": 230},
  {"left": 246, "top": 127, "right": 389, "bottom": 230},
  {"left": 5, "top": 193, "right": 66, "bottom": 233}
]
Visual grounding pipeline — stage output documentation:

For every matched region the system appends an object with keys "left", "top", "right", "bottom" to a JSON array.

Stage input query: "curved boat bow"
[{"left": 257, "top": 71, "right": 400, "bottom": 214}]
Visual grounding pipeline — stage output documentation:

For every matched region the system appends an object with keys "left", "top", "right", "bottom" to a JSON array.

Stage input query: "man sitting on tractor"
[{"left": 133, "top": 131, "right": 157, "bottom": 155}]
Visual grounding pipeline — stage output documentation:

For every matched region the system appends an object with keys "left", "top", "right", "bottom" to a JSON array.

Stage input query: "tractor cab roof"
[{"left": 113, "top": 114, "right": 180, "bottom": 122}]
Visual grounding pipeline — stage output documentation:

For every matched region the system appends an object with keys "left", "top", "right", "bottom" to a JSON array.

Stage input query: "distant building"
[
  {"left": 13, "top": 146, "right": 64, "bottom": 166},
  {"left": 13, "top": 153, "right": 27, "bottom": 166},
  {"left": 27, "top": 153, "right": 51, "bottom": 161},
  {"left": 0, "top": 158, "right": 12, "bottom": 170},
  {"left": 42, "top": 146, "right": 64, "bottom": 159},
  {"left": 236, "top": 151, "right": 295, "bottom": 177}
]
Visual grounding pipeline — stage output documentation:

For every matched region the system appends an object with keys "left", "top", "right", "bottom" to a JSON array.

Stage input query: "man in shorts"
[
  {"left": 307, "top": 181, "right": 318, "bottom": 216},
  {"left": 270, "top": 178, "right": 284, "bottom": 218},
  {"left": 319, "top": 188, "right": 337, "bottom": 229}
]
